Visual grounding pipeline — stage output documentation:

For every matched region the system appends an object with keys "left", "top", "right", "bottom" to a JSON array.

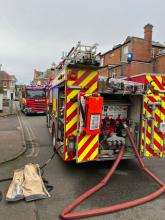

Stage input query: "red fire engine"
[
  {"left": 46, "top": 42, "right": 165, "bottom": 163},
  {"left": 46, "top": 43, "right": 165, "bottom": 219},
  {"left": 19, "top": 85, "right": 47, "bottom": 115}
]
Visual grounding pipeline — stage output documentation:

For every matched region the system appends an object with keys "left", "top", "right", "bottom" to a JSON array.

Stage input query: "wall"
[
  {"left": 103, "top": 47, "right": 121, "bottom": 66},
  {"left": 131, "top": 38, "right": 149, "bottom": 62},
  {"left": 155, "top": 55, "right": 165, "bottom": 73}
]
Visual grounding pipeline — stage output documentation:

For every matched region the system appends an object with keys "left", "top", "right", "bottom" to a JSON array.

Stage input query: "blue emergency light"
[{"left": 127, "top": 52, "right": 133, "bottom": 63}]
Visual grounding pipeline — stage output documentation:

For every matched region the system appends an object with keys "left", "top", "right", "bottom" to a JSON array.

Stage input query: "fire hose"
[{"left": 60, "top": 124, "right": 165, "bottom": 219}]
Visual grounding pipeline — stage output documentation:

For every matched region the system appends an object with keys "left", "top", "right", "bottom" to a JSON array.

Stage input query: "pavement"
[
  {"left": 0, "top": 101, "right": 16, "bottom": 117},
  {"left": 0, "top": 102, "right": 26, "bottom": 164}
]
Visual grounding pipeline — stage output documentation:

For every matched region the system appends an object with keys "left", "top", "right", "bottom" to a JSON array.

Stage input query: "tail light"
[{"left": 67, "top": 134, "right": 76, "bottom": 158}]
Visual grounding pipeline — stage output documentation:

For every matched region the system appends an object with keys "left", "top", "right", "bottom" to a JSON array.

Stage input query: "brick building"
[
  {"left": 32, "top": 67, "right": 55, "bottom": 85},
  {"left": 0, "top": 69, "right": 17, "bottom": 100},
  {"left": 99, "top": 24, "right": 165, "bottom": 77}
]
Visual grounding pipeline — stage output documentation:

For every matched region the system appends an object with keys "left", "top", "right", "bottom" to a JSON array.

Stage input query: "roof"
[
  {"left": 0, "top": 71, "right": 17, "bottom": 81},
  {"left": 152, "top": 41, "right": 165, "bottom": 48},
  {"left": 101, "top": 37, "right": 165, "bottom": 57}
]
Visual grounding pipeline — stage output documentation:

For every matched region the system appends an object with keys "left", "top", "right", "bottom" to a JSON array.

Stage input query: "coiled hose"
[{"left": 60, "top": 124, "right": 165, "bottom": 219}]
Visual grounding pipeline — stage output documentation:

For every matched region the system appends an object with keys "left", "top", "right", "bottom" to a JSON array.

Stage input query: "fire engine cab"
[
  {"left": 19, "top": 85, "right": 47, "bottom": 115},
  {"left": 47, "top": 42, "right": 165, "bottom": 163}
]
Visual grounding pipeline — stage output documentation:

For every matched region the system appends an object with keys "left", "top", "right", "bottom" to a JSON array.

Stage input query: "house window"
[
  {"left": 123, "top": 45, "right": 128, "bottom": 55},
  {"left": 151, "top": 48, "right": 155, "bottom": 57},
  {"left": 122, "top": 45, "right": 129, "bottom": 62},
  {"left": 10, "top": 81, "right": 14, "bottom": 87},
  {"left": 3, "top": 81, "right": 7, "bottom": 87},
  {"left": 3, "top": 91, "right": 7, "bottom": 96},
  {"left": 100, "top": 57, "right": 104, "bottom": 66},
  {"left": 110, "top": 71, "right": 116, "bottom": 78},
  {"left": 112, "top": 72, "right": 116, "bottom": 78}
]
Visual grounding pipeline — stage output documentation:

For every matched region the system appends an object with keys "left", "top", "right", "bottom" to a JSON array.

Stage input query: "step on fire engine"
[{"left": 47, "top": 42, "right": 165, "bottom": 163}]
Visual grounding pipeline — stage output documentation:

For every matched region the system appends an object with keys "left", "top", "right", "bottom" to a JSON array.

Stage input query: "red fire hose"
[{"left": 60, "top": 124, "right": 165, "bottom": 219}]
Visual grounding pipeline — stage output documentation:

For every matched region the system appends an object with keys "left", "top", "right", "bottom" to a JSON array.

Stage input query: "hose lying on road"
[
  {"left": 0, "top": 152, "right": 56, "bottom": 183},
  {"left": 60, "top": 124, "right": 165, "bottom": 220}
]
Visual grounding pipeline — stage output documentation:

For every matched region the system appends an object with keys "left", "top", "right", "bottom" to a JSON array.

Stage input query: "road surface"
[{"left": 0, "top": 102, "right": 165, "bottom": 220}]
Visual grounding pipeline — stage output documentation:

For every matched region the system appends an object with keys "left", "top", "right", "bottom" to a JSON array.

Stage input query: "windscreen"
[{"left": 26, "top": 90, "right": 46, "bottom": 99}]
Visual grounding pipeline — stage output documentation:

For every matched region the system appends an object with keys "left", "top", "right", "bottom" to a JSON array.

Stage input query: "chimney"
[{"left": 144, "top": 24, "right": 153, "bottom": 61}]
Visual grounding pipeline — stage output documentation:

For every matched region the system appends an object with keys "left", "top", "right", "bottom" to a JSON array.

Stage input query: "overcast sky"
[{"left": 0, "top": 0, "right": 165, "bottom": 84}]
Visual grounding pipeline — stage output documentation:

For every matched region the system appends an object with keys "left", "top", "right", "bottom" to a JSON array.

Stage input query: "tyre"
[
  {"left": 46, "top": 113, "right": 51, "bottom": 128},
  {"left": 52, "top": 124, "right": 57, "bottom": 151}
]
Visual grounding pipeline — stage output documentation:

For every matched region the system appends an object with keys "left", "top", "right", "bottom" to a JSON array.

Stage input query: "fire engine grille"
[{"left": 31, "top": 102, "right": 46, "bottom": 112}]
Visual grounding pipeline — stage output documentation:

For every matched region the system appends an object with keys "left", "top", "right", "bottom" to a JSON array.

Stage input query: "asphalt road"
[{"left": 0, "top": 103, "right": 165, "bottom": 220}]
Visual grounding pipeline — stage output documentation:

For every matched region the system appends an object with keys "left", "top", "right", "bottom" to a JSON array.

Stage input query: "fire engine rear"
[{"left": 47, "top": 42, "right": 165, "bottom": 163}]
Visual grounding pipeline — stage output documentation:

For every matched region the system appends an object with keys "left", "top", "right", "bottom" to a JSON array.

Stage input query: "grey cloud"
[{"left": 0, "top": 0, "right": 165, "bottom": 83}]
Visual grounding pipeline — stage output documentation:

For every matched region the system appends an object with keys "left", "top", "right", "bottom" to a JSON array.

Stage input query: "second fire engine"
[{"left": 19, "top": 85, "right": 47, "bottom": 115}]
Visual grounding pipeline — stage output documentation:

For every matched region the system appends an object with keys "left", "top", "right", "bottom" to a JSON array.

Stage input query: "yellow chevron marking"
[
  {"left": 147, "top": 75, "right": 160, "bottom": 91},
  {"left": 65, "top": 152, "right": 76, "bottom": 161},
  {"left": 142, "top": 132, "right": 144, "bottom": 140},
  {"left": 66, "top": 115, "right": 77, "bottom": 132},
  {"left": 147, "top": 126, "right": 161, "bottom": 144},
  {"left": 146, "top": 136, "right": 150, "bottom": 145},
  {"left": 162, "top": 99, "right": 165, "bottom": 109},
  {"left": 161, "top": 99, "right": 165, "bottom": 121},
  {"left": 78, "top": 70, "right": 86, "bottom": 79},
  {"left": 78, "top": 135, "right": 98, "bottom": 162},
  {"left": 67, "top": 81, "right": 75, "bottom": 86},
  {"left": 155, "top": 107, "right": 164, "bottom": 121},
  {"left": 147, "top": 89, "right": 152, "bottom": 95},
  {"left": 145, "top": 94, "right": 164, "bottom": 121},
  {"left": 89, "top": 147, "right": 98, "bottom": 160},
  {"left": 153, "top": 95, "right": 159, "bottom": 101},
  {"left": 67, "top": 90, "right": 80, "bottom": 103},
  {"left": 145, "top": 151, "right": 152, "bottom": 157},
  {"left": 67, "top": 72, "right": 97, "bottom": 103},
  {"left": 78, "top": 135, "right": 91, "bottom": 150},
  {"left": 86, "top": 81, "right": 98, "bottom": 93},
  {"left": 156, "top": 76, "right": 162, "bottom": 84},
  {"left": 146, "top": 75, "right": 152, "bottom": 84},
  {"left": 72, "top": 129, "right": 77, "bottom": 136},
  {"left": 144, "top": 101, "right": 151, "bottom": 117},
  {"left": 67, "top": 102, "right": 78, "bottom": 118},
  {"left": 79, "top": 71, "right": 97, "bottom": 87}
]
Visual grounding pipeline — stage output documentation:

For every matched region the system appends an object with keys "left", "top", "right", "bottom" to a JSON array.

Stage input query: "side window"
[
  {"left": 57, "top": 86, "right": 65, "bottom": 142},
  {"left": 58, "top": 86, "right": 65, "bottom": 119}
]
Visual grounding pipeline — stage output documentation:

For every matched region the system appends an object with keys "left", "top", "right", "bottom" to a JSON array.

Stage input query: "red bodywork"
[{"left": 21, "top": 86, "right": 47, "bottom": 114}]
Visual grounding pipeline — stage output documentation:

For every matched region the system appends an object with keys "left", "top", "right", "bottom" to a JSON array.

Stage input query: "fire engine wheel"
[
  {"left": 46, "top": 113, "right": 50, "bottom": 128},
  {"left": 52, "top": 124, "right": 57, "bottom": 151}
]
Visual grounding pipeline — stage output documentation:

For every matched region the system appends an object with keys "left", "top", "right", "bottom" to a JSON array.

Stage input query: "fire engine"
[
  {"left": 46, "top": 42, "right": 165, "bottom": 163},
  {"left": 19, "top": 85, "right": 47, "bottom": 115}
]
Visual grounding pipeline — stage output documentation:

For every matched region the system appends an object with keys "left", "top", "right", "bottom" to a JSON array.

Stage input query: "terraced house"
[
  {"left": 0, "top": 68, "right": 17, "bottom": 100},
  {"left": 99, "top": 24, "right": 165, "bottom": 77}
]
